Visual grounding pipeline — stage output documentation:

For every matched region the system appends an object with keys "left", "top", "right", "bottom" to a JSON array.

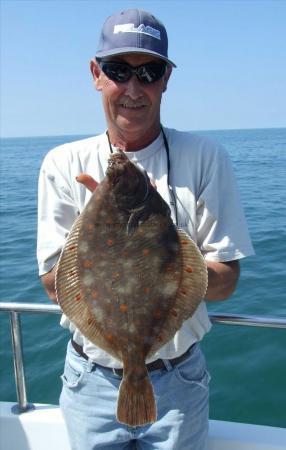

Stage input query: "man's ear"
[
  {"left": 90, "top": 59, "right": 102, "bottom": 91},
  {"left": 162, "top": 65, "right": 172, "bottom": 93}
]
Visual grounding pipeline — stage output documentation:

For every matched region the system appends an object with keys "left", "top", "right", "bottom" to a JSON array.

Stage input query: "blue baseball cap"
[{"left": 96, "top": 9, "right": 176, "bottom": 67}]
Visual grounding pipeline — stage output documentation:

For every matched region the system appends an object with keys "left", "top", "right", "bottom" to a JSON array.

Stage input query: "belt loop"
[
  {"left": 162, "top": 359, "right": 173, "bottom": 371},
  {"left": 86, "top": 358, "right": 94, "bottom": 373}
]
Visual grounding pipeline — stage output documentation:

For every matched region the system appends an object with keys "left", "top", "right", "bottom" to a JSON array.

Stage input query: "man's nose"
[{"left": 123, "top": 75, "right": 143, "bottom": 100}]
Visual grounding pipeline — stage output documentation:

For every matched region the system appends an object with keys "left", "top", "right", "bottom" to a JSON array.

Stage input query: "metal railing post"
[{"left": 9, "top": 311, "right": 34, "bottom": 413}]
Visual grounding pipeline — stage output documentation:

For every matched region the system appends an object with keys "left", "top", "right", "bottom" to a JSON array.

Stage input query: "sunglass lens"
[
  {"left": 101, "top": 63, "right": 131, "bottom": 82},
  {"left": 138, "top": 63, "right": 166, "bottom": 83}
]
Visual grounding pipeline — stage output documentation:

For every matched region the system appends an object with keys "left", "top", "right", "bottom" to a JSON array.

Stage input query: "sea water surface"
[{"left": 0, "top": 128, "right": 285, "bottom": 428}]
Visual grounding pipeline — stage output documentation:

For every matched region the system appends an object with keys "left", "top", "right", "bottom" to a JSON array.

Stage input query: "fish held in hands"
[{"left": 56, "top": 150, "right": 208, "bottom": 427}]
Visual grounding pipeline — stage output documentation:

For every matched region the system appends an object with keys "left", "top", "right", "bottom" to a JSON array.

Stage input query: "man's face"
[{"left": 91, "top": 53, "right": 172, "bottom": 143}]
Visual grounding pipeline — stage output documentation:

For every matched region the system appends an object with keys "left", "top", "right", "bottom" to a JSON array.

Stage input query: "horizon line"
[{"left": 1, "top": 125, "right": 285, "bottom": 140}]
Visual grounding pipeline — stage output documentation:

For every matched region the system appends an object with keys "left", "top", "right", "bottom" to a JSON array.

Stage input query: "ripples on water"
[{"left": 0, "top": 129, "right": 285, "bottom": 427}]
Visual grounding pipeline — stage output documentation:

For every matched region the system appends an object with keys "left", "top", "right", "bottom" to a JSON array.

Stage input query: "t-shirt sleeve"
[
  {"left": 196, "top": 144, "right": 254, "bottom": 262},
  {"left": 37, "top": 150, "right": 79, "bottom": 276}
]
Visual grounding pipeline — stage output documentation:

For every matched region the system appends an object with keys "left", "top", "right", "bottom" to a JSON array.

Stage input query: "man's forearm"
[
  {"left": 41, "top": 265, "right": 57, "bottom": 304},
  {"left": 205, "top": 260, "right": 240, "bottom": 301}
]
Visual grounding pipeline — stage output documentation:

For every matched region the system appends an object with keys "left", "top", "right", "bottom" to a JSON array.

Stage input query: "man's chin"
[
  {"left": 116, "top": 117, "right": 148, "bottom": 133},
  {"left": 117, "top": 106, "right": 148, "bottom": 122}
]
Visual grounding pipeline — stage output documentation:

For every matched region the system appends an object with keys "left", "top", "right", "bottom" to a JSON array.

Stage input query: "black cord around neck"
[
  {"left": 161, "top": 127, "right": 178, "bottom": 226},
  {"left": 106, "top": 130, "right": 114, "bottom": 153}
]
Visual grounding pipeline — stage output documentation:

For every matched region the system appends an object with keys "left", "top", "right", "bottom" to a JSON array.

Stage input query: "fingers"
[{"left": 76, "top": 174, "right": 99, "bottom": 193}]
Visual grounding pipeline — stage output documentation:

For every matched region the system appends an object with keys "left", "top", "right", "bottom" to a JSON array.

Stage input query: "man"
[{"left": 37, "top": 8, "right": 254, "bottom": 450}]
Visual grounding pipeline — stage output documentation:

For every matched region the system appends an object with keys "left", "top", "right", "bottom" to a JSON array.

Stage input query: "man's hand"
[{"left": 41, "top": 265, "right": 58, "bottom": 303}]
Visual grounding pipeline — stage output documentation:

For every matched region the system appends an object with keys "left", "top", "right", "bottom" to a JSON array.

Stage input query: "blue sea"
[{"left": 0, "top": 128, "right": 285, "bottom": 428}]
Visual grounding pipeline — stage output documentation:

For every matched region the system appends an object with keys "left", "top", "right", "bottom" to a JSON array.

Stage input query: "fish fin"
[
  {"left": 117, "top": 372, "right": 156, "bottom": 426},
  {"left": 55, "top": 214, "right": 120, "bottom": 360},
  {"left": 175, "top": 227, "right": 208, "bottom": 317},
  {"left": 148, "top": 228, "right": 208, "bottom": 357},
  {"left": 56, "top": 214, "right": 83, "bottom": 317}
]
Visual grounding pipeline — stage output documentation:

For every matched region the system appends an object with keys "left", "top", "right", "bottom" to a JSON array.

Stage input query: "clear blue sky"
[{"left": 1, "top": 0, "right": 285, "bottom": 137}]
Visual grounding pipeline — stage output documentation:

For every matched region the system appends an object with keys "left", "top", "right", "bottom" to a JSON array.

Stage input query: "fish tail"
[{"left": 117, "top": 373, "right": 156, "bottom": 426}]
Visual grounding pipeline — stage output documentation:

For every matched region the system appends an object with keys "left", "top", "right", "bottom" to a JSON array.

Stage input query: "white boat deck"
[{"left": 1, "top": 402, "right": 286, "bottom": 450}]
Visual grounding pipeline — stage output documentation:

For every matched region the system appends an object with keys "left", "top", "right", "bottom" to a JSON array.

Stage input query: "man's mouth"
[{"left": 118, "top": 102, "right": 148, "bottom": 109}]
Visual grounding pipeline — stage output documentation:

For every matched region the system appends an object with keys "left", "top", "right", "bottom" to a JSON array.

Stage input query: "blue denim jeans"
[{"left": 60, "top": 340, "right": 210, "bottom": 450}]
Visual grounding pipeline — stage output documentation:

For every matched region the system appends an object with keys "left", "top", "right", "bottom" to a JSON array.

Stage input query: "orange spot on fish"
[
  {"left": 91, "top": 290, "right": 98, "bottom": 299},
  {"left": 181, "top": 240, "right": 189, "bottom": 245},
  {"left": 107, "top": 239, "right": 113, "bottom": 246},
  {"left": 165, "top": 265, "right": 173, "bottom": 272},
  {"left": 142, "top": 248, "right": 150, "bottom": 256},
  {"left": 143, "top": 287, "right": 150, "bottom": 294},
  {"left": 180, "top": 288, "right": 187, "bottom": 295},
  {"left": 185, "top": 266, "right": 193, "bottom": 273},
  {"left": 87, "top": 224, "right": 93, "bottom": 231},
  {"left": 83, "top": 260, "right": 93, "bottom": 268},
  {"left": 87, "top": 317, "right": 93, "bottom": 325},
  {"left": 75, "top": 294, "right": 81, "bottom": 301},
  {"left": 119, "top": 304, "right": 128, "bottom": 313},
  {"left": 170, "top": 308, "right": 178, "bottom": 317},
  {"left": 106, "top": 333, "right": 113, "bottom": 341},
  {"left": 68, "top": 245, "right": 76, "bottom": 251}
]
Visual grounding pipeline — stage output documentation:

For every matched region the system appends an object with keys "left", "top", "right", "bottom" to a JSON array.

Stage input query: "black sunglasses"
[{"left": 98, "top": 60, "right": 167, "bottom": 84}]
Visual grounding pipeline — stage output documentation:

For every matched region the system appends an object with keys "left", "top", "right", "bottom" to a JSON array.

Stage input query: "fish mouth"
[{"left": 106, "top": 152, "right": 129, "bottom": 183}]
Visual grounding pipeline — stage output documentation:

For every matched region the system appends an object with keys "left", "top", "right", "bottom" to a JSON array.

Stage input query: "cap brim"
[{"left": 95, "top": 47, "right": 176, "bottom": 67}]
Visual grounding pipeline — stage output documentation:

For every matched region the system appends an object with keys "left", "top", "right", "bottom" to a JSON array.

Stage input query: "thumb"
[{"left": 76, "top": 174, "right": 99, "bottom": 193}]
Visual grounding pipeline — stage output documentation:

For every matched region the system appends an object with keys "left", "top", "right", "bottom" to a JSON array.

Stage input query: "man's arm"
[
  {"left": 205, "top": 260, "right": 240, "bottom": 301},
  {"left": 41, "top": 266, "right": 57, "bottom": 304}
]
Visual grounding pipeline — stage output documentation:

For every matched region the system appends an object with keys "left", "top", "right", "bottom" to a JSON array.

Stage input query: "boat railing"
[{"left": 1, "top": 301, "right": 286, "bottom": 414}]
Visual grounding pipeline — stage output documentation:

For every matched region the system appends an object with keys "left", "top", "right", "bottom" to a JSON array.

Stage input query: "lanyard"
[
  {"left": 161, "top": 127, "right": 178, "bottom": 226},
  {"left": 106, "top": 128, "right": 178, "bottom": 226}
]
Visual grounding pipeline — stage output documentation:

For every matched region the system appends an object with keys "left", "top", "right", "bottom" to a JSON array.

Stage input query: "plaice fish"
[{"left": 55, "top": 150, "right": 208, "bottom": 427}]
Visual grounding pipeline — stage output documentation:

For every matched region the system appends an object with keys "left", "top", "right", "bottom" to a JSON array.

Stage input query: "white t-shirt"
[{"left": 37, "top": 128, "right": 254, "bottom": 367}]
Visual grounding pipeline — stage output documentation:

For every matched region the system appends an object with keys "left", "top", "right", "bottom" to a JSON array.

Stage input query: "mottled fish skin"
[{"left": 56, "top": 151, "right": 208, "bottom": 427}]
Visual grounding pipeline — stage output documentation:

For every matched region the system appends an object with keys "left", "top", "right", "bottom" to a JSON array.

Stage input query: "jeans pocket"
[
  {"left": 61, "top": 358, "right": 85, "bottom": 389},
  {"left": 174, "top": 350, "right": 211, "bottom": 390}
]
